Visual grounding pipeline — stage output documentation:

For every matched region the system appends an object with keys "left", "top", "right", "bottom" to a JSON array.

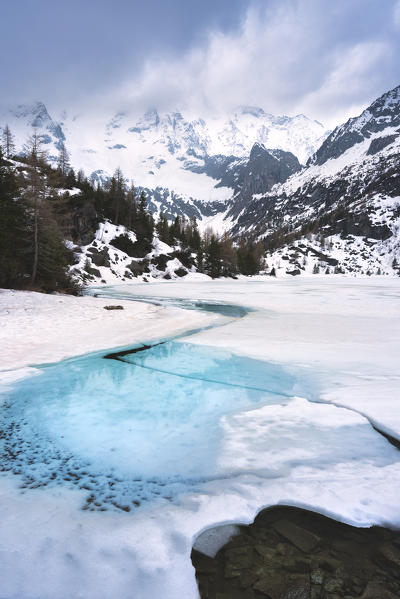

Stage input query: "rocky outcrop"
[
  {"left": 191, "top": 505, "right": 400, "bottom": 599},
  {"left": 86, "top": 246, "right": 110, "bottom": 267},
  {"left": 310, "top": 85, "right": 400, "bottom": 166},
  {"left": 227, "top": 143, "right": 301, "bottom": 222}
]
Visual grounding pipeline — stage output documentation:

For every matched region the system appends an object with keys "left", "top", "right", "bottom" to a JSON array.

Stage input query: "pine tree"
[
  {"left": 57, "top": 142, "right": 70, "bottom": 177},
  {"left": 188, "top": 216, "right": 201, "bottom": 251},
  {"left": 111, "top": 167, "right": 126, "bottom": 224},
  {"left": 236, "top": 241, "right": 262, "bottom": 276},
  {"left": 205, "top": 235, "right": 221, "bottom": 278},
  {"left": 0, "top": 148, "right": 31, "bottom": 286},
  {"left": 156, "top": 213, "right": 169, "bottom": 243},
  {"left": 2, "top": 125, "right": 15, "bottom": 158},
  {"left": 169, "top": 215, "right": 181, "bottom": 244},
  {"left": 34, "top": 202, "right": 71, "bottom": 291},
  {"left": 77, "top": 169, "right": 85, "bottom": 184},
  {"left": 126, "top": 182, "right": 137, "bottom": 230},
  {"left": 196, "top": 244, "right": 204, "bottom": 272}
]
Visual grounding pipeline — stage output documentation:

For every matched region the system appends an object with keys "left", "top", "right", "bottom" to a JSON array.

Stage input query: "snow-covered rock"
[{"left": 71, "top": 221, "right": 195, "bottom": 286}]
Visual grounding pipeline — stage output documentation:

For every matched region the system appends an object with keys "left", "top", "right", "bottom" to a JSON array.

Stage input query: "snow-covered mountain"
[
  {"left": 2, "top": 86, "right": 400, "bottom": 280},
  {"left": 0, "top": 101, "right": 328, "bottom": 210},
  {"left": 227, "top": 85, "right": 400, "bottom": 276}
]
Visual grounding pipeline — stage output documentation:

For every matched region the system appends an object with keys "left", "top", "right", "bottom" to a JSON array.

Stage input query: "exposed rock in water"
[{"left": 191, "top": 505, "right": 400, "bottom": 599}]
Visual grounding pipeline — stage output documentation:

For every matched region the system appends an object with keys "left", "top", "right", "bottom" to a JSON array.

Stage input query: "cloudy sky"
[{"left": 2, "top": 0, "right": 400, "bottom": 127}]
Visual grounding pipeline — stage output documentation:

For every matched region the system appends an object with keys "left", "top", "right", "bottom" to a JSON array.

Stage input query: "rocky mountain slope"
[{"left": 226, "top": 85, "right": 400, "bottom": 277}]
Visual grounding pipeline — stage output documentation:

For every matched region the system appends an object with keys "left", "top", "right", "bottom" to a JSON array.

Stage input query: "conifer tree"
[
  {"left": 2, "top": 124, "right": 15, "bottom": 158},
  {"left": 196, "top": 244, "right": 204, "bottom": 272},
  {"left": 111, "top": 167, "right": 126, "bottom": 224},
  {"left": 0, "top": 148, "right": 30, "bottom": 286},
  {"left": 22, "top": 131, "right": 72, "bottom": 290},
  {"left": 57, "top": 141, "right": 70, "bottom": 177},
  {"left": 205, "top": 234, "right": 221, "bottom": 278},
  {"left": 126, "top": 182, "right": 137, "bottom": 230},
  {"left": 156, "top": 213, "right": 169, "bottom": 243},
  {"left": 188, "top": 216, "right": 201, "bottom": 251}
]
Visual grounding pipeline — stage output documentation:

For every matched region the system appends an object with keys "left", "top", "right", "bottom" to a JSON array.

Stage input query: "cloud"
[
  {"left": 116, "top": 0, "right": 400, "bottom": 128},
  {"left": 394, "top": 0, "right": 400, "bottom": 27},
  {"left": 300, "top": 40, "right": 394, "bottom": 125},
  {"left": 3, "top": 0, "right": 399, "bottom": 129}
]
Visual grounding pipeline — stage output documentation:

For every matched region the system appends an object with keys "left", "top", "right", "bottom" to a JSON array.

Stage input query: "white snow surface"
[
  {"left": 0, "top": 288, "right": 221, "bottom": 372},
  {"left": 1, "top": 277, "right": 400, "bottom": 599}
]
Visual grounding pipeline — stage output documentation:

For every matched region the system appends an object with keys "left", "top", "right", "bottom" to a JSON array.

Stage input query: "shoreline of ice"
[{"left": 0, "top": 287, "right": 223, "bottom": 374}]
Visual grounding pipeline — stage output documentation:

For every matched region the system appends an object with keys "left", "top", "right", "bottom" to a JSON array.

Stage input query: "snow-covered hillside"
[
  {"left": 227, "top": 85, "right": 400, "bottom": 277},
  {"left": 70, "top": 222, "right": 200, "bottom": 286}
]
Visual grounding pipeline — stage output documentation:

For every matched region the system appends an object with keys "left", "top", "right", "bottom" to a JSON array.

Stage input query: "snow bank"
[{"left": 0, "top": 288, "right": 222, "bottom": 372}]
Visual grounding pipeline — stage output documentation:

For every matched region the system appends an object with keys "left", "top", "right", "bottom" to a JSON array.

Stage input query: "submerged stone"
[
  {"left": 273, "top": 519, "right": 321, "bottom": 553},
  {"left": 191, "top": 506, "right": 400, "bottom": 599}
]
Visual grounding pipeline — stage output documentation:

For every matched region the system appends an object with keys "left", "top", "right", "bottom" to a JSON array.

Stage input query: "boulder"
[
  {"left": 152, "top": 254, "right": 170, "bottom": 271},
  {"left": 174, "top": 267, "right": 188, "bottom": 277},
  {"left": 127, "top": 260, "right": 150, "bottom": 276},
  {"left": 83, "top": 261, "right": 101, "bottom": 277},
  {"left": 87, "top": 246, "right": 110, "bottom": 267}
]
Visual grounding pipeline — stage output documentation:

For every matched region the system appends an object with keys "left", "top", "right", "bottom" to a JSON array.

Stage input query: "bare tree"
[
  {"left": 23, "top": 129, "right": 48, "bottom": 165},
  {"left": 23, "top": 130, "right": 47, "bottom": 285},
  {"left": 2, "top": 124, "right": 15, "bottom": 158}
]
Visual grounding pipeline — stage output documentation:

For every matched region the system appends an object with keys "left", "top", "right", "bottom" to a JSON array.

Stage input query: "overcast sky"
[{"left": 2, "top": 0, "right": 400, "bottom": 127}]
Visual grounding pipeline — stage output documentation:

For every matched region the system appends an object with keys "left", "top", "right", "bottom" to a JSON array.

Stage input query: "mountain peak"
[
  {"left": 12, "top": 101, "right": 50, "bottom": 123},
  {"left": 309, "top": 83, "right": 400, "bottom": 166},
  {"left": 369, "top": 83, "right": 400, "bottom": 115},
  {"left": 237, "top": 106, "right": 266, "bottom": 118}
]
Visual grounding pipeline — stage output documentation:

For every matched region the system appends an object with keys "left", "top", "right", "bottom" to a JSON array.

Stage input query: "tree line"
[{"left": 0, "top": 125, "right": 264, "bottom": 292}]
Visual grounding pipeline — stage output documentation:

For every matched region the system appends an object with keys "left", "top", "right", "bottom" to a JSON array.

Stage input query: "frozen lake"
[{"left": 1, "top": 278, "right": 400, "bottom": 599}]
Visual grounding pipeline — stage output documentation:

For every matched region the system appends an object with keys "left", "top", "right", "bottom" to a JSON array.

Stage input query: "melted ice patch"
[{"left": 0, "top": 342, "right": 298, "bottom": 511}]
